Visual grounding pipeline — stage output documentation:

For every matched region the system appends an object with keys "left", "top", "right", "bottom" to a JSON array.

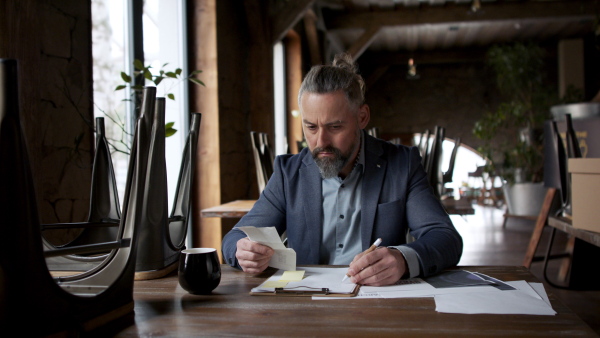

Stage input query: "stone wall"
[
  {"left": 1, "top": 0, "right": 94, "bottom": 244},
  {"left": 366, "top": 61, "right": 500, "bottom": 151}
]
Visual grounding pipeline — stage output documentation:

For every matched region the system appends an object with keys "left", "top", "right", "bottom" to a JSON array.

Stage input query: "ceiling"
[{"left": 307, "top": 0, "right": 598, "bottom": 62}]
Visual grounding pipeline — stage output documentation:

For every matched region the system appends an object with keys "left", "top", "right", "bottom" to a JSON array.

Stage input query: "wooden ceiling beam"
[
  {"left": 348, "top": 25, "right": 382, "bottom": 59},
  {"left": 324, "top": 0, "right": 597, "bottom": 30},
  {"left": 271, "top": 0, "right": 315, "bottom": 43},
  {"left": 304, "top": 9, "right": 323, "bottom": 65}
]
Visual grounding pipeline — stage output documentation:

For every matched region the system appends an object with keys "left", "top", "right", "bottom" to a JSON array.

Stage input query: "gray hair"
[{"left": 298, "top": 53, "right": 366, "bottom": 110}]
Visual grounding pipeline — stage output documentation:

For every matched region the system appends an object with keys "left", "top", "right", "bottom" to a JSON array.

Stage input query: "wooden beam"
[
  {"left": 348, "top": 25, "right": 382, "bottom": 60},
  {"left": 189, "top": 0, "right": 221, "bottom": 252},
  {"left": 365, "top": 65, "right": 390, "bottom": 89},
  {"left": 271, "top": 0, "right": 315, "bottom": 43},
  {"left": 285, "top": 30, "right": 303, "bottom": 154},
  {"left": 324, "top": 1, "right": 597, "bottom": 30},
  {"left": 303, "top": 9, "right": 323, "bottom": 66},
  {"left": 243, "top": 0, "right": 275, "bottom": 136},
  {"left": 361, "top": 48, "right": 487, "bottom": 68}
]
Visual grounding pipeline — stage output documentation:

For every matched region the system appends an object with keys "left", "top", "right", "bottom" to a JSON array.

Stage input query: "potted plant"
[{"left": 473, "top": 42, "right": 565, "bottom": 216}]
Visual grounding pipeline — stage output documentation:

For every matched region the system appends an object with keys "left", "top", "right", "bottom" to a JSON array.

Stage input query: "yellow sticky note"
[
  {"left": 280, "top": 270, "right": 305, "bottom": 281},
  {"left": 262, "top": 280, "right": 289, "bottom": 288}
]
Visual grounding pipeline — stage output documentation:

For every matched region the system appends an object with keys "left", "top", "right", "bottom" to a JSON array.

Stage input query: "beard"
[{"left": 311, "top": 135, "right": 359, "bottom": 179}]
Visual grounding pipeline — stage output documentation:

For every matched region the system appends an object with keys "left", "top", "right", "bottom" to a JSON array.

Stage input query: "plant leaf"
[
  {"left": 115, "top": 85, "right": 127, "bottom": 91},
  {"left": 120, "top": 72, "right": 132, "bottom": 83},
  {"left": 167, "top": 93, "right": 175, "bottom": 100},
  {"left": 190, "top": 70, "right": 203, "bottom": 75},
  {"left": 166, "top": 72, "right": 177, "bottom": 79},
  {"left": 175, "top": 68, "right": 182, "bottom": 75},
  {"left": 144, "top": 70, "right": 152, "bottom": 81},
  {"left": 190, "top": 78, "right": 205, "bottom": 86},
  {"left": 165, "top": 126, "right": 177, "bottom": 137},
  {"left": 165, "top": 122, "right": 175, "bottom": 129},
  {"left": 154, "top": 76, "right": 164, "bottom": 85},
  {"left": 134, "top": 59, "right": 145, "bottom": 70}
]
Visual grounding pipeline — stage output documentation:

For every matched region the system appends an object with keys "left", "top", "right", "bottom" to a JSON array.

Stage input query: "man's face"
[{"left": 300, "top": 90, "right": 370, "bottom": 178}]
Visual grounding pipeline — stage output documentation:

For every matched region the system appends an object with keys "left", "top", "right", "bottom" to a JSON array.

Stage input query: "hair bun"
[{"left": 332, "top": 53, "right": 358, "bottom": 74}]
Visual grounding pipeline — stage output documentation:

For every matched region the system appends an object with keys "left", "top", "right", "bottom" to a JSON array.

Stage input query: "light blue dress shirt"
[{"left": 319, "top": 132, "right": 421, "bottom": 277}]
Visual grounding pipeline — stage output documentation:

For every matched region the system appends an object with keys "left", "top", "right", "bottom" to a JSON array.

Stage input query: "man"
[{"left": 222, "top": 53, "right": 462, "bottom": 286}]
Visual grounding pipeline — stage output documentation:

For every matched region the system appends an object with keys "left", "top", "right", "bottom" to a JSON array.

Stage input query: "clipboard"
[
  {"left": 249, "top": 267, "right": 360, "bottom": 297},
  {"left": 250, "top": 284, "right": 360, "bottom": 297}
]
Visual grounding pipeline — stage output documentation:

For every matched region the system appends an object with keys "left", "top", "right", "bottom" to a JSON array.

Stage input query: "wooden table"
[
  {"left": 441, "top": 198, "right": 475, "bottom": 215},
  {"left": 92, "top": 265, "right": 596, "bottom": 337},
  {"left": 200, "top": 199, "right": 256, "bottom": 218},
  {"left": 201, "top": 198, "right": 474, "bottom": 218},
  {"left": 544, "top": 216, "right": 600, "bottom": 289}
]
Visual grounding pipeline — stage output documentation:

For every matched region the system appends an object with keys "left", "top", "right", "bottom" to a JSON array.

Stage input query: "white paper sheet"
[
  {"left": 238, "top": 226, "right": 296, "bottom": 271},
  {"left": 252, "top": 267, "right": 357, "bottom": 295},
  {"left": 434, "top": 281, "right": 556, "bottom": 315}
]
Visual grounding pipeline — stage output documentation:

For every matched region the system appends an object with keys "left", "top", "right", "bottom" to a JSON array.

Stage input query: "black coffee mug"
[{"left": 178, "top": 248, "right": 221, "bottom": 294}]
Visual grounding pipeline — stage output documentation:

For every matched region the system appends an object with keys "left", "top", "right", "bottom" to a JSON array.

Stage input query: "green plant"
[
  {"left": 115, "top": 59, "right": 205, "bottom": 138},
  {"left": 473, "top": 42, "right": 581, "bottom": 184}
]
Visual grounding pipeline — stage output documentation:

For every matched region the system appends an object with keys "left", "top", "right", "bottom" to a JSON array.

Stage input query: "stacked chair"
[
  {"left": 43, "top": 89, "right": 201, "bottom": 280},
  {"left": 1, "top": 59, "right": 143, "bottom": 335},
  {"left": 133, "top": 96, "right": 201, "bottom": 279},
  {"left": 250, "top": 131, "right": 274, "bottom": 194},
  {"left": 1, "top": 57, "right": 200, "bottom": 335},
  {"left": 43, "top": 116, "right": 122, "bottom": 272}
]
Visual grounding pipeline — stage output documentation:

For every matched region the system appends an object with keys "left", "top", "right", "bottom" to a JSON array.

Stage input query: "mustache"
[{"left": 312, "top": 146, "right": 340, "bottom": 156}]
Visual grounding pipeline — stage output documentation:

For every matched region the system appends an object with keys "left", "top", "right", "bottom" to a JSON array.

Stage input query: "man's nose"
[{"left": 316, "top": 129, "right": 331, "bottom": 149}]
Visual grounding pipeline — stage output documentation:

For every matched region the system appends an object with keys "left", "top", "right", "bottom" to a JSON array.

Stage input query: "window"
[{"left": 92, "top": 0, "right": 189, "bottom": 209}]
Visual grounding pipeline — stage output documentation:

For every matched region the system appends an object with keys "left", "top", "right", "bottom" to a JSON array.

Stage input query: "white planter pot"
[{"left": 503, "top": 182, "right": 547, "bottom": 217}]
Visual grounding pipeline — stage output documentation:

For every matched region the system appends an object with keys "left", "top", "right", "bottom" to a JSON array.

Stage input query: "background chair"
[
  {"left": 251, "top": 131, "right": 274, "bottom": 194},
  {"left": 441, "top": 137, "right": 461, "bottom": 198},
  {"left": 418, "top": 129, "right": 431, "bottom": 166},
  {"left": 367, "top": 127, "right": 380, "bottom": 139},
  {"left": 426, "top": 126, "right": 445, "bottom": 199}
]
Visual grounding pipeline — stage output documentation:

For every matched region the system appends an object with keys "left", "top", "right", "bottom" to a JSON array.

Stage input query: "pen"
[{"left": 341, "top": 238, "right": 382, "bottom": 283}]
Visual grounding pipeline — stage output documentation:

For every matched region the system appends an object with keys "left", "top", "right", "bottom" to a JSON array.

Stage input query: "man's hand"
[
  {"left": 235, "top": 237, "right": 274, "bottom": 274},
  {"left": 347, "top": 247, "right": 408, "bottom": 286}
]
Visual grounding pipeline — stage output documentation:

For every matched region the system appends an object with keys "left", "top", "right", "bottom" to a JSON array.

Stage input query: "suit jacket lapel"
[
  {"left": 300, "top": 153, "right": 322, "bottom": 263},
  {"left": 360, "top": 133, "right": 387, "bottom": 250}
]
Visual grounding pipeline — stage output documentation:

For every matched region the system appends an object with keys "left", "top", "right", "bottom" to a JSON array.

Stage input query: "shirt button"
[
  {"left": 339, "top": 215, "right": 344, "bottom": 219},
  {"left": 338, "top": 244, "right": 343, "bottom": 248}
]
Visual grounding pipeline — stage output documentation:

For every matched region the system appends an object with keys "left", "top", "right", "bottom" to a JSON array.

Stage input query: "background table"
[
  {"left": 201, "top": 199, "right": 474, "bottom": 218},
  {"left": 200, "top": 199, "right": 256, "bottom": 218},
  {"left": 93, "top": 265, "right": 596, "bottom": 337}
]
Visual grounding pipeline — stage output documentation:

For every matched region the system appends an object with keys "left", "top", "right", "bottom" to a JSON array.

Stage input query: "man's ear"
[{"left": 358, "top": 104, "right": 370, "bottom": 129}]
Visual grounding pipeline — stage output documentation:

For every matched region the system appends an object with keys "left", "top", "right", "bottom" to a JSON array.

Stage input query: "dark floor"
[{"left": 452, "top": 203, "right": 600, "bottom": 335}]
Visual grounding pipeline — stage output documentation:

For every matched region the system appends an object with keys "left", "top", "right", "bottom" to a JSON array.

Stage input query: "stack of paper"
[
  {"left": 251, "top": 267, "right": 357, "bottom": 296},
  {"left": 314, "top": 270, "right": 557, "bottom": 316}
]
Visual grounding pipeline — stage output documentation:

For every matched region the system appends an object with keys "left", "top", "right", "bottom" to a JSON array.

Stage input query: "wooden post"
[{"left": 189, "top": 0, "right": 222, "bottom": 258}]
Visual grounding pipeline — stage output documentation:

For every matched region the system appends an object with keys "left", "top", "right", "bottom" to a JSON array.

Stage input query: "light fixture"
[
  {"left": 471, "top": 0, "right": 481, "bottom": 12},
  {"left": 406, "top": 58, "right": 420, "bottom": 79}
]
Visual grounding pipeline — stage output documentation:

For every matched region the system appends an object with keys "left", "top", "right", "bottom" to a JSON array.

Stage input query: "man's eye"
[
  {"left": 330, "top": 125, "right": 341, "bottom": 130},
  {"left": 305, "top": 125, "right": 317, "bottom": 130}
]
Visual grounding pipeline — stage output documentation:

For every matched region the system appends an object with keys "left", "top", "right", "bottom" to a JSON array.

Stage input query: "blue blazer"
[{"left": 222, "top": 132, "right": 463, "bottom": 277}]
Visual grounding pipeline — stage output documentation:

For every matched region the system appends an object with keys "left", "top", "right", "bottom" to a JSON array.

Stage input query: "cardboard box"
[{"left": 569, "top": 158, "right": 600, "bottom": 233}]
